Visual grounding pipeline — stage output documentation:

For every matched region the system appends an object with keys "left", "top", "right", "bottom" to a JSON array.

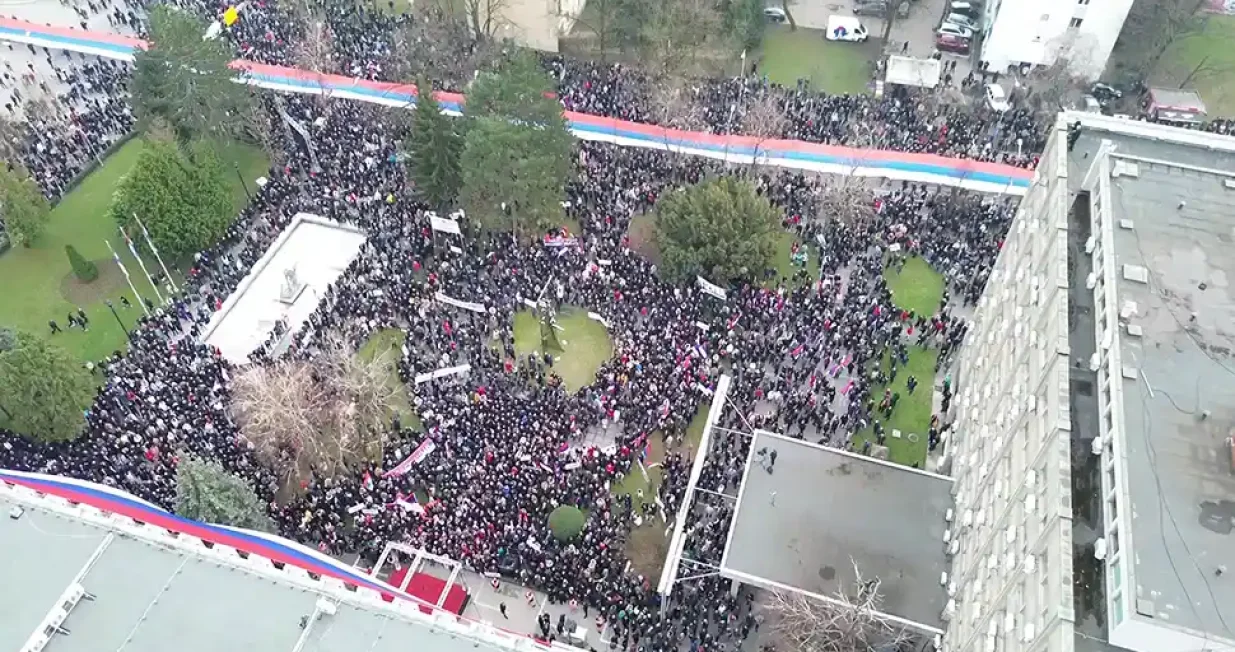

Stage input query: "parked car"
[
  {"left": 985, "top": 83, "right": 1011, "bottom": 112},
  {"left": 937, "top": 22, "right": 974, "bottom": 39},
  {"left": 763, "top": 6, "right": 787, "bottom": 22},
  {"left": 935, "top": 33, "right": 970, "bottom": 54},
  {"left": 948, "top": 1, "right": 980, "bottom": 18},
  {"left": 1090, "top": 82, "right": 1122, "bottom": 105},
  {"left": 853, "top": 1, "right": 887, "bottom": 16},
  {"left": 944, "top": 12, "right": 977, "bottom": 30}
]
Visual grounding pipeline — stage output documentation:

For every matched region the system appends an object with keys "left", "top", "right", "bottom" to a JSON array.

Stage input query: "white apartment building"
[
  {"left": 944, "top": 114, "right": 1235, "bottom": 652},
  {"left": 978, "top": 0, "right": 1135, "bottom": 79}
]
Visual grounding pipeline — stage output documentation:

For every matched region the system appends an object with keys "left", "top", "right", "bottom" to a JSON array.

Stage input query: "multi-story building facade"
[
  {"left": 944, "top": 114, "right": 1235, "bottom": 652},
  {"left": 978, "top": 0, "right": 1135, "bottom": 79}
]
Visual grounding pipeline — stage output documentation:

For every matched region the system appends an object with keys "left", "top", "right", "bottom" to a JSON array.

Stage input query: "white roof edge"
[{"left": 0, "top": 477, "right": 568, "bottom": 652}]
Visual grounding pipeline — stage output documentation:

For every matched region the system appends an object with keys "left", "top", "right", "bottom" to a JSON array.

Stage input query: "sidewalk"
[{"left": 457, "top": 569, "right": 614, "bottom": 649}]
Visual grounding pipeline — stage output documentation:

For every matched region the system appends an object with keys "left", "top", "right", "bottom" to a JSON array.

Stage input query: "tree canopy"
[
  {"left": 654, "top": 176, "right": 782, "bottom": 283},
  {"left": 407, "top": 80, "right": 463, "bottom": 211},
  {"left": 175, "top": 454, "right": 273, "bottom": 531},
  {"left": 459, "top": 53, "right": 573, "bottom": 235},
  {"left": 548, "top": 504, "right": 586, "bottom": 541},
  {"left": 111, "top": 138, "right": 233, "bottom": 260},
  {"left": 131, "top": 5, "right": 251, "bottom": 141},
  {"left": 0, "top": 163, "right": 52, "bottom": 247},
  {"left": 0, "top": 330, "right": 94, "bottom": 443}
]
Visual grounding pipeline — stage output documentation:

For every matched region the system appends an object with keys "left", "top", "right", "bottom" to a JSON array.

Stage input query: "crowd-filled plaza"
[{"left": 2, "top": 0, "right": 1233, "bottom": 650}]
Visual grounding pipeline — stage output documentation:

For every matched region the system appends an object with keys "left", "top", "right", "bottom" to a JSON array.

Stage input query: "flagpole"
[
  {"left": 132, "top": 213, "right": 179, "bottom": 294},
  {"left": 122, "top": 228, "right": 165, "bottom": 305},
  {"left": 106, "top": 239, "right": 149, "bottom": 316}
]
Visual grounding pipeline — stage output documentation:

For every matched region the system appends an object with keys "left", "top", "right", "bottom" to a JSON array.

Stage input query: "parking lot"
[{"left": 768, "top": 0, "right": 978, "bottom": 91}]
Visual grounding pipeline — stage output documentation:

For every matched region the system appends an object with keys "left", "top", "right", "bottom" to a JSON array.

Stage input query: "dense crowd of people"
[{"left": 0, "top": 3, "right": 1088, "bottom": 651}]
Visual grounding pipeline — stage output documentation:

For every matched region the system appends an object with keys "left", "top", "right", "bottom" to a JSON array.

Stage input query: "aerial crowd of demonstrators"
[{"left": 0, "top": 0, "right": 1229, "bottom": 649}]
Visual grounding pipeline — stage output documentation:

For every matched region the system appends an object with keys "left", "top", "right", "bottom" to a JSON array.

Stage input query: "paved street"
[{"left": 0, "top": 0, "right": 137, "bottom": 118}]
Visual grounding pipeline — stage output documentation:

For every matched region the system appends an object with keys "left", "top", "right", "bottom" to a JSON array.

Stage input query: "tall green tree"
[
  {"left": 654, "top": 176, "right": 781, "bottom": 283},
  {"left": 131, "top": 5, "right": 251, "bottom": 141},
  {"left": 65, "top": 245, "right": 99, "bottom": 282},
  {"left": 175, "top": 454, "right": 273, "bottom": 531},
  {"left": 459, "top": 53, "right": 573, "bottom": 236},
  {"left": 0, "top": 331, "right": 94, "bottom": 442},
  {"left": 0, "top": 164, "right": 52, "bottom": 247},
  {"left": 407, "top": 81, "right": 463, "bottom": 211},
  {"left": 111, "top": 138, "right": 233, "bottom": 259}
]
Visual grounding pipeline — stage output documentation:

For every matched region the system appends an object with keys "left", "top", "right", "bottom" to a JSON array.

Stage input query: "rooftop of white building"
[
  {"left": 1067, "top": 115, "right": 1235, "bottom": 648},
  {"left": 0, "top": 472, "right": 547, "bottom": 652},
  {"left": 720, "top": 430, "right": 953, "bottom": 634}
]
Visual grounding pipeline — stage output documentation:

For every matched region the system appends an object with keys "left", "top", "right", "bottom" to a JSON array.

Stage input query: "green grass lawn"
[
  {"left": 771, "top": 230, "right": 821, "bottom": 286},
  {"left": 356, "top": 327, "right": 423, "bottom": 431},
  {"left": 852, "top": 256, "right": 946, "bottom": 466},
  {"left": 1153, "top": 14, "right": 1235, "bottom": 118},
  {"left": 884, "top": 256, "right": 945, "bottom": 317},
  {"left": 0, "top": 137, "right": 268, "bottom": 363},
  {"left": 853, "top": 346, "right": 939, "bottom": 466},
  {"left": 512, "top": 306, "right": 614, "bottom": 392},
  {"left": 760, "top": 26, "right": 873, "bottom": 95}
]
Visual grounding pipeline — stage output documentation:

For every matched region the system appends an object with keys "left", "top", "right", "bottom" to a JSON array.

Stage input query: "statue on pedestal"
[{"left": 278, "top": 266, "right": 306, "bottom": 304}]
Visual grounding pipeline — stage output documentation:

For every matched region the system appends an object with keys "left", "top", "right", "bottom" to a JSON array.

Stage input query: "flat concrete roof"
[
  {"left": 1103, "top": 139, "right": 1235, "bottom": 639},
  {"left": 0, "top": 492, "right": 482, "bottom": 652},
  {"left": 720, "top": 431, "right": 953, "bottom": 633},
  {"left": 200, "top": 213, "right": 366, "bottom": 365}
]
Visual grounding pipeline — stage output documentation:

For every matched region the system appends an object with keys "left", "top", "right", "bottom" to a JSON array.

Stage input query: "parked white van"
[{"left": 825, "top": 16, "right": 869, "bottom": 41}]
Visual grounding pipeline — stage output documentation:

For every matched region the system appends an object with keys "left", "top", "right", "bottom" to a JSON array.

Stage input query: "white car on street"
[
  {"left": 937, "top": 22, "right": 974, "bottom": 39},
  {"left": 985, "top": 83, "right": 1011, "bottom": 112}
]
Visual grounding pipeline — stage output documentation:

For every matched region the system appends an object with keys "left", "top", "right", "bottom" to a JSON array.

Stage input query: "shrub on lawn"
[
  {"left": 65, "top": 245, "right": 99, "bottom": 283},
  {"left": 548, "top": 504, "right": 586, "bottom": 541}
]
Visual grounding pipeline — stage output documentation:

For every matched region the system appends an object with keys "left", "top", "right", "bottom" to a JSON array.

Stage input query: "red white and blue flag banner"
[{"left": 383, "top": 439, "right": 437, "bottom": 477}]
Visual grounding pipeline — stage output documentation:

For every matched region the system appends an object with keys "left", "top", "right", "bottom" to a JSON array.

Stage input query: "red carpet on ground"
[{"left": 383, "top": 565, "right": 469, "bottom": 614}]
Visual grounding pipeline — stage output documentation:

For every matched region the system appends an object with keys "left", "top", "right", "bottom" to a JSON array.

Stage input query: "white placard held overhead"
[
  {"left": 696, "top": 276, "right": 728, "bottom": 300},
  {"left": 434, "top": 291, "right": 486, "bottom": 313},
  {"left": 429, "top": 215, "right": 462, "bottom": 236},
  {"left": 414, "top": 364, "right": 472, "bottom": 385}
]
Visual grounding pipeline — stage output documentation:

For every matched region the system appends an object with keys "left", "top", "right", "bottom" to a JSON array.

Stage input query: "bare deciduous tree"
[
  {"left": 1114, "top": 0, "right": 1206, "bottom": 78},
  {"left": 241, "top": 96, "right": 281, "bottom": 164},
  {"left": 231, "top": 333, "right": 402, "bottom": 484},
  {"left": 814, "top": 167, "right": 876, "bottom": 227},
  {"left": 647, "top": 76, "right": 708, "bottom": 153},
  {"left": 1175, "top": 54, "right": 1235, "bottom": 89},
  {"left": 740, "top": 91, "right": 789, "bottom": 166},
  {"left": 462, "top": 0, "right": 510, "bottom": 43},
  {"left": 765, "top": 561, "right": 913, "bottom": 652},
  {"left": 392, "top": 7, "right": 497, "bottom": 90},
  {"left": 642, "top": 0, "right": 721, "bottom": 73}
]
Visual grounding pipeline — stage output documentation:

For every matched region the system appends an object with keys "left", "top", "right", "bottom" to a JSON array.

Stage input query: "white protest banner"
[
  {"left": 414, "top": 364, "right": 472, "bottom": 385},
  {"left": 383, "top": 439, "right": 437, "bottom": 477},
  {"left": 543, "top": 235, "right": 579, "bottom": 248},
  {"left": 694, "top": 321, "right": 710, "bottom": 331},
  {"left": 435, "top": 291, "right": 486, "bottom": 313},
  {"left": 521, "top": 298, "right": 539, "bottom": 309},
  {"left": 587, "top": 312, "right": 611, "bottom": 329},
  {"left": 696, "top": 276, "right": 727, "bottom": 300},
  {"left": 449, "top": 245, "right": 463, "bottom": 254},
  {"left": 429, "top": 214, "right": 462, "bottom": 235}
]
